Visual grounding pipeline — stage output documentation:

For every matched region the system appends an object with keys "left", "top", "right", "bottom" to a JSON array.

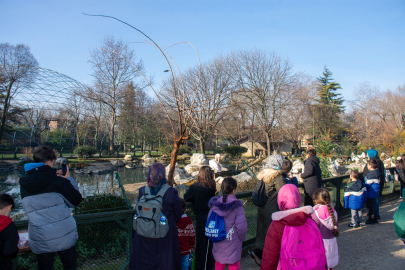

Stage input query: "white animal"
[{"left": 209, "top": 154, "right": 223, "bottom": 172}]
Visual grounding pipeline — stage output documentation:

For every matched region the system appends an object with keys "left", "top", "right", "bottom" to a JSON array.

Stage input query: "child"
[
  {"left": 282, "top": 159, "right": 299, "bottom": 187},
  {"left": 0, "top": 194, "right": 19, "bottom": 270},
  {"left": 344, "top": 170, "right": 367, "bottom": 227},
  {"left": 177, "top": 198, "right": 195, "bottom": 270},
  {"left": 261, "top": 184, "right": 327, "bottom": 270},
  {"left": 364, "top": 159, "right": 381, "bottom": 225},
  {"left": 208, "top": 177, "right": 247, "bottom": 270},
  {"left": 312, "top": 188, "right": 339, "bottom": 269}
]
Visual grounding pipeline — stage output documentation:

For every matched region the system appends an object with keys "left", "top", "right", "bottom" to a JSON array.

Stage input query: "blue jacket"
[
  {"left": 344, "top": 180, "right": 367, "bottom": 210},
  {"left": 364, "top": 168, "right": 381, "bottom": 199}
]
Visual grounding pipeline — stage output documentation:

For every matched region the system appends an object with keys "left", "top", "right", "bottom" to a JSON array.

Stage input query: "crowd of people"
[{"left": 0, "top": 146, "right": 403, "bottom": 270}]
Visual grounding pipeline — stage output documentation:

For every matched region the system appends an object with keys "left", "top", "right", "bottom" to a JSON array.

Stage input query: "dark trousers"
[
  {"left": 400, "top": 181, "right": 405, "bottom": 197},
  {"left": 195, "top": 214, "right": 214, "bottom": 270},
  {"left": 366, "top": 198, "right": 376, "bottom": 219},
  {"left": 304, "top": 192, "right": 315, "bottom": 207},
  {"left": 37, "top": 245, "right": 77, "bottom": 270}
]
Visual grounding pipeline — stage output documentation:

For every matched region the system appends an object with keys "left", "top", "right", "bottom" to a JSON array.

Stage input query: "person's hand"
[{"left": 57, "top": 166, "right": 71, "bottom": 178}]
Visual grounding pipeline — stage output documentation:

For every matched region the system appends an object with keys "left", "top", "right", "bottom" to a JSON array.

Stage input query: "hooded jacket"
[
  {"left": 184, "top": 181, "right": 216, "bottom": 216},
  {"left": 363, "top": 149, "right": 385, "bottom": 196},
  {"left": 364, "top": 168, "right": 381, "bottom": 199},
  {"left": 301, "top": 156, "right": 323, "bottom": 195},
  {"left": 344, "top": 180, "right": 367, "bottom": 210},
  {"left": 19, "top": 163, "right": 82, "bottom": 254},
  {"left": 177, "top": 214, "right": 195, "bottom": 256},
  {"left": 208, "top": 195, "right": 247, "bottom": 265},
  {"left": 261, "top": 184, "right": 325, "bottom": 270},
  {"left": 255, "top": 169, "right": 286, "bottom": 250},
  {"left": 312, "top": 204, "right": 339, "bottom": 268},
  {"left": 0, "top": 215, "right": 19, "bottom": 270}
]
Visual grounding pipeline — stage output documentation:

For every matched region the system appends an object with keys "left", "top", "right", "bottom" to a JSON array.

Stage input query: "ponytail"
[
  {"left": 222, "top": 194, "right": 227, "bottom": 204},
  {"left": 313, "top": 188, "right": 340, "bottom": 237},
  {"left": 221, "top": 177, "right": 237, "bottom": 204},
  {"left": 327, "top": 203, "right": 340, "bottom": 237}
]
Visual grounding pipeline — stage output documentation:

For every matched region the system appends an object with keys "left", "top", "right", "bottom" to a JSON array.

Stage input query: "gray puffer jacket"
[{"left": 20, "top": 163, "right": 82, "bottom": 254}]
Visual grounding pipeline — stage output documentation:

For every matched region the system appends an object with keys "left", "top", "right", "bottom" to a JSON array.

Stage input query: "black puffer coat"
[{"left": 301, "top": 156, "right": 323, "bottom": 195}]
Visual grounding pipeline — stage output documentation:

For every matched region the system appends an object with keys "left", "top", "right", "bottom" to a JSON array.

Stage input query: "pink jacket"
[{"left": 208, "top": 195, "right": 247, "bottom": 265}]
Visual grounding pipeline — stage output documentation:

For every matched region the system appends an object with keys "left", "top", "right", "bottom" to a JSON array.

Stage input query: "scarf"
[{"left": 147, "top": 163, "right": 168, "bottom": 195}]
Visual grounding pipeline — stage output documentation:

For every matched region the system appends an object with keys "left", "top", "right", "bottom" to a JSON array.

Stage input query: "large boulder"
[
  {"left": 166, "top": 163, "right": 187, "bottom": 179},
  {"left": 18, "top": 156, "right": 33, "bottom": 164},
  {"left": 143, "top": 158, "right": 156, "bottom": 166},
  {"left": 124, "top": 155, "right": 133, "bottom": 161},
  {"left": 111, "top": 159, "right": 125, "bottom": 167},
  {"left": 184, "top": 164, "right": 201, "bottom": 174},
  {"left": 233, "top": 172, "right": 252, "bottom": 183},
  {"left": 190, "top": 153, "right": 209, "bottom": 166},
  {"left": 174, "top": 184, "right": 189, "bottom": 198},
  {"left": 142, "top": 154, "right": 152, "bottom": 160}
]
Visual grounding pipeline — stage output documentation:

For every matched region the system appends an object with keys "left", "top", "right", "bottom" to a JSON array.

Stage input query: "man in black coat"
[{"left": 300, "top": 149, "right": 323, "bottom": 206}]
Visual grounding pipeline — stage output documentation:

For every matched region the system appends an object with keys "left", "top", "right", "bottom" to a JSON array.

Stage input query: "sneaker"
[
  {"left": 249, "top": 250, "right": 262, "bottom": 266},
  {"left": 365, "top": 219, "right": 375, "bottom": 225},
  {"left": 374, "top": 218, "right": 379, "bottom": 224},
  {"left": 375, "top": 214, "right": 381, "bottom": 219},
  {"left": 357, "top": 222, "right": 363, "bottom": 227},
  {"left": 348, "top": 223, "right": 358, "bottom": 228},
  {"left": 400, "top": 196, "right": 403, "bottom": 199}
]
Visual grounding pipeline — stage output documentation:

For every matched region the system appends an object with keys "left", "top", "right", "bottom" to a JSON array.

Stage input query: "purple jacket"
[{"left": 208, "top": 195, "right": 247, "bottom": 265}]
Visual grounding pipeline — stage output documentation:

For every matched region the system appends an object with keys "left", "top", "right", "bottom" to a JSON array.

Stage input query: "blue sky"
[{"left": 1, "top": 0, "right": 404, "bottom": 102}]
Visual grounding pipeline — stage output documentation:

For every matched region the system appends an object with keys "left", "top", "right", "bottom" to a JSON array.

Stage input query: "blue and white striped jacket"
[
  {"left": 364, "top": 168, "right": 381, "bottom": 199},
  {"left": 344, "top": 180, "right": 367, "bottom": 210}
]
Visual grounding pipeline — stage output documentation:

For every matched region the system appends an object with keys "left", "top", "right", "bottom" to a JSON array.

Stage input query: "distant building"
[
  {"left": 221, "top": 140, "right": 234, "bottom": 146},
  {"left": 237, "top": 132, "right": 294, "bottom": 157},
  {"left": 45, "top": 117, "right": 70, "bottom": 131}
]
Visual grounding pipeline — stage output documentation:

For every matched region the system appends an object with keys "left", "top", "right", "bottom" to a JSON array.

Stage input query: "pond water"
[{"left": 0, "top": 163, "right": 242, "bottom": 214}]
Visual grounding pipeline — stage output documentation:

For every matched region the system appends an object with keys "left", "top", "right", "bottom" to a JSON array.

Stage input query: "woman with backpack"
[
  {"left": 184, "top": 166, "right": 217, "bottom": 270},
  {"left": 250, "top": 154, "right": 286, "bottom": 266},
  {"left": 207, "top": 177, "right": 247, "bottom": 270},
  {"left": 395, "top": 156, "right": 405, "bottom": 199},
  {"left": 261, "top": 184, "right": 327, "bottom": 270},
  {"left": 130, "top": 163, "right": 183, "bottom": 270},
  {"left": 312, "top": 188, "right": 339, "bottom": 269}
]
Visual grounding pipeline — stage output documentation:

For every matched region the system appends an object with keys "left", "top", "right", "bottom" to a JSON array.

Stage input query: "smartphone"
[{"left": 62, "top": 165, "right": 67, "bottom": 176}]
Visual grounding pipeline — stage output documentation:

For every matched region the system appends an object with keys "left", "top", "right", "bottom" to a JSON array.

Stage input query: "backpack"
[
  {"left": 205, "top": 211, "right": 226, "bottom": 243},
  {"left": 133, "top": 185, "right": 170, "bottom": 238},
  {"left": 277, "top": 218, "right": 327, "bottom": 270},
  {"left": 394, "top": 201, "right": 405, "bottom": 238}
]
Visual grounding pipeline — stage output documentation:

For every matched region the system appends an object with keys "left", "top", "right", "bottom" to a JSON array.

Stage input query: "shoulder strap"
[
  {"left": 144, "top": 185, "right": 150, "bottom": 195},
  {"left": 157, "top": 184, "right": 170, "bottom": 197}
]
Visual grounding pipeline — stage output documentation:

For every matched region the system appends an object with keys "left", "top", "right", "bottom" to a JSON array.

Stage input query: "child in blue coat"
[
  {"left": 344, "top": 170, "right": 367, "bottom": 227},
  {"left": 364, "top": 159, "right": 381, "bottom": 225}
]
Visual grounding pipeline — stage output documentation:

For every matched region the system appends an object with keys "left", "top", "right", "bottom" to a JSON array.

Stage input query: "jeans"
[
  {"left": 366, "top": 198, "right": 376, "bottom": 219},
  {"left": 181, "top": 254, "right": 190, "bottom": 270},
  {"left": 351, "top": 209, "right": 362, "bottom": 224},
  {"left": 37, "top": 245, "right": 76, "bottom": 270},
  {"left": 375, "top": 196, "right": 380, "bottom": 217},
  {"left": 215, "top": 261, "right": 240, "bottom": 270},
  {"left": 400, "top": 181, "right": 405, "bottom": 197}
]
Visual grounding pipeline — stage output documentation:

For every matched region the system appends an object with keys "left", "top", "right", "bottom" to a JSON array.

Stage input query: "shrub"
[
  {"left": 179, "top": 145, "right": 191, "bottom": 155},
  {"left": 159, "top": 145, "right": 191, "bottom": 156},
  {"left": 73, "top": 194, "right": 128, "bottom": 215},
  {"left": 214, "top": 148, "right": 223, "bottom": 154},
  {"left": 73, "top": 145, "right": 97, "bottom": 159},
  {"left": 21, "top": 147, "right": 34, "bottom": 159},
  {"left": 222, "top": 146, "right": 247, "bottom": 158}
]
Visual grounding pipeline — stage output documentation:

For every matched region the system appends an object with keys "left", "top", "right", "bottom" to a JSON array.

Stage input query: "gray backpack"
[{"left": 133, "top": 185, "right": 170, "bottom": 238}]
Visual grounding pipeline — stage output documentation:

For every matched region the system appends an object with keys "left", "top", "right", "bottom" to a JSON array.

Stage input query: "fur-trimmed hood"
[
  {"left": 208, "top": 195, "right": 243, "bottom": 217},
  {"left": 257, "top": 169, "right": 283, "bottom": 184},
  {"left": 271, "top": 206, "right": 313, "bottom": 226}
]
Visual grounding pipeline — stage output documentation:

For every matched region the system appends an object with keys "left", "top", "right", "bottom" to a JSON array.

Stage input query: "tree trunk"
[
  {"left": 199, "top": 138, "right": 205, "bottom": 154},
  {"left": 167, "top": 142, "right": 180, "bottom": 186},
  {"left": 265, "top": 131, "right": 271, "bottom": 157},
  {"left": 0, "top": 81, "right": 14, "bottom": 143},
  {"left": 109, "top": 112, "right": 116, "bottom": 154}
]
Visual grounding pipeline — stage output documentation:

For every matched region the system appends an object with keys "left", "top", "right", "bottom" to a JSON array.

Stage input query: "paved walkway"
[{"left": 239, "top": 198, "right": 405, "bottom": 270}]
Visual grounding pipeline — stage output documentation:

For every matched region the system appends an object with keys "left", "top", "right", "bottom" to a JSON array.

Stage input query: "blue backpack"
[{"left": 205, "top": 211, "right": 226, "bottom": 243}]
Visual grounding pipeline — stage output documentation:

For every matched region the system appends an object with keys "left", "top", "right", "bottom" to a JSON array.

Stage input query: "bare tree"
[
  {"left": 0, "top": 43, "right": 38, "bottom": 142},
  {"left": 232, "top": 49, "right": 294, "bottom": 156},
  {"left": 87, "top": 35, "right": 144, "bottom": 153}
]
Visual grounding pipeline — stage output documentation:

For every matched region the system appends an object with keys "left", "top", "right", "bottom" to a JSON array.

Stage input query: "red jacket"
[
  {"left": 177, "top": 215, "right": 195, "bottom": 256},
  {"left": 260, "top": 206, "right": 314, "bottom": 270}
]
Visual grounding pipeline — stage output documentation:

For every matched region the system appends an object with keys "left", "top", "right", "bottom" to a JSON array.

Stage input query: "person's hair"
[
  {"left": 197, "top": 166, "right": 216, "bottom": 190},
  {"left": 221, "top": 177, "right": 237, "bottom": 203},
  {"left": 368, "top": 159, "right": 377, "bottom": 169},
  {"left": 282, "top": 159, "right": 293, "bottom": 174},
  {"left": 313, "top": 188, "right": 339, "bottom": 237},
  {"left": 307, "top": 149, "right": 316, "bottom": 156},
  {"left": 350, "top": 170, "right": 359, "bottom": 180},
  {"left": 179, "top": 198, "right": 187, "bottom": 214},
  {"left": 33, "top": 145, "right": 57, "bottom": 163},
  {"left": 396, "top": 158, "right": 404, "bottom": 170},
  {"left": 0, "top": 193, "right": 15, "bottom": 210}
]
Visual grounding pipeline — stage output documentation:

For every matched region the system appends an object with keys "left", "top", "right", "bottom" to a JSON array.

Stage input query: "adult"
[
  {"left": 184, "top": 166, "right": 216, "bottom": 270},
  {"left": 250, "top": 154, "right": 286, "bottom": 266},
  {"left": 130, "top": 163, "right": 182, "bottom": 270},
  {"left": 362, "top": 149, "right": 385, "bottom": 219},
  {"left": 20, "top": 145, "right": 82, "bottom": 270},
  {"left": 300, "top": 148, "right": 322, "bottom": 206}
]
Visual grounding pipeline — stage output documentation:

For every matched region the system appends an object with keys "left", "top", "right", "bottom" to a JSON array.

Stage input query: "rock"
[
  {"left": 174, "top": 184, "right": 189, "bottom": 198},
  {"left": 233, "top": 172, "right": 252, "bottom": 183},
  {"left": 143, "top": 158, "right": 156, "bottom": 166},
  {"left": 175, "top": 176, "right": 197, "bottom": 185},
  {"left": 125, "top": 164, "right": 134, "bottom": 169},
  {"left": 18, "top": 156, "right": 33, "bottom": 164},
  {"left": 124, "top": 155, "right": 133, "bottom": 161},
  {"left": 191, "top": 171, "right": 199, "bottom": 177},
  {"left": 111, "top": 160, "right": 125, "bottom": 167},
  {"left": 190, "top": 153, "right": 209, "bottom": 166},
  {"left": 142, "top": 154, "right": 152, "bottom": 160},
  {"left": 220, "top": 154, "right": 230, "bottom": 162},
  {"left": 184, "top": 164, "right": 201, "bottom": 174}
]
